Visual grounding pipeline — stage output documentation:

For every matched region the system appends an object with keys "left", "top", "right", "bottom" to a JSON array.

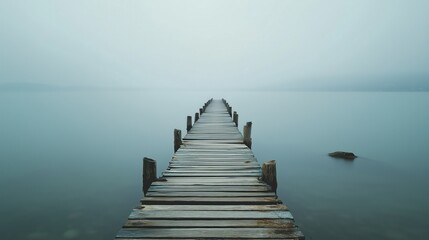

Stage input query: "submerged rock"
[{"left": 329, "top": 151, "right": 357, "bottom": 160}]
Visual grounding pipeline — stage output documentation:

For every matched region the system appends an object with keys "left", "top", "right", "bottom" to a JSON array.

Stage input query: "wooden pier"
[{"left": 115, "top": 99, "right": 304, "bottom": 239}]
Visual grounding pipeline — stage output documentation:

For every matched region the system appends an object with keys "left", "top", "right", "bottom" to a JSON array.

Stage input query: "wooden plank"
[
  {"left": 169, "top": 162, "right": 258, "bottom": 166},
  {"left": 165, "top": 168, "right": 261, "bottom": 173},
  {"left": 129, "top": 209, "right": 293, "bottom": 219},
  {"left": 186, "top": 134, "right": 243, "bottom": 137},
  {"left": 174, "top": 154, "right": 254, "bottom": 157},
  {"left": 176, "top": 149, "right": 252, "bottom": 153},
  {"left": 165, "top": 169, "right": 261, "bottom": 172},
  {"left": 167, "top": 165, "right": 261, "bottom": 172},
  {"left": 181, "top": 146, "right": 249, "bottom": 150},
  {"left": 148, "top": 185, "right": 271, "bottom": 192},
  {"left": 172, "top": 159, "right": 257, "bottom": 162},
  {"left": 169, "top": 164, "right": 260, "bottom": 168},
  {"left": 163, "top": 173, "right": 263, "bottom": 177},
  {"left": 182, "top": 140, "right": 244, "bottom": 144},
  {"left": 145, "top": 191, "right": 275, "bottom": 197},
  {"left": 172, "top": 156, "right": 257, "bottom": 160},
  {"left": 171, "top": 158, "right": 256, "bottom": 162},
  {"left": 183, "top": 136, "right": 244, "bottom": 140},
  {"left": 182, "top": 143, "right": 246, "bottom": 146},
  {"left": 169, "top": 162, "right": 259, "bottom": 166},
  {"left": 151, "top": 181, "right": 267, "bottom": 186},
  {"left": 124, "top": 219, "right": 295, "bottom": 228},
  {"left": 160, "top": 177, "right": 261, "bottom": 183},
  {"left": 173, "top": 154, "right": 255, "bottom": 157},
  {"left": 138, "top": 204, "right": 288, "bottom": 211},
  {"left": 162, "top": 172, "right": 261, "bottom": 177},
  {"left": 141, "top": 197, "right": 281, "bottom": 205},
  {"left": 170, "top": 160, "right": 259, "bottom": 164},
  {"left": 116, "top": 228, "right": 304, "bottom": 239}
]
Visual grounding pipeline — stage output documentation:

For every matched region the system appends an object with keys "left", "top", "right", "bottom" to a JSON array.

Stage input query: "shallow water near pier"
[{"left": 1, "top": 91, "right": 428, "bottom": 239}]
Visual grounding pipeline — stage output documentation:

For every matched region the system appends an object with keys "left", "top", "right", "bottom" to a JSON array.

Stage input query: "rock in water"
[{"left": 329, "top": 151, "right": 357, "bottom": 160}]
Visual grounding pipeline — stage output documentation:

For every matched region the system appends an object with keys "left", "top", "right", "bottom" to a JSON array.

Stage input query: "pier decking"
[{"left": 115, "top": 99, "right": 304, "bottom": 239}]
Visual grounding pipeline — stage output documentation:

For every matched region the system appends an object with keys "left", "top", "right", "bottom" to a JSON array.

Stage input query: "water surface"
[{"left": 0, "top": 91, "right": 428, "bottom": 239}]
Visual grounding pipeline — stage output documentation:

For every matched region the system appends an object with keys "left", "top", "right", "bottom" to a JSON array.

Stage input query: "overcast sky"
[{"left": 1, "top": 0, "right": 428, "bottom": 90}]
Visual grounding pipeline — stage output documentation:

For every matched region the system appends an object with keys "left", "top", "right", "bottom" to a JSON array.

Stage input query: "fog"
[
  {"left": 1, "top": 0, "right": 428, "bottom": 90},
  {"left": 1, "top": 3, "right": 429, "bottom": 238}
]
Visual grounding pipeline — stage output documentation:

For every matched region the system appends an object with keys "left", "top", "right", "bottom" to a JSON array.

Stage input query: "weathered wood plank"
[
  {"left": 129, "top": 209, "right": 293, "bottom": 219},
  {"left": 167, "top": 168, "right": 261, "bottom": 172},
  {"left": 138, "top": 204, "right": 288, "bottom": 211},
  {"left": 182, "top": 139, "right": 244, "bottom": 144},
  {"left": 183, "top": 136, "right": 244, "bottom": 140},
  {"left": 176, "top": 149, "right": 252, "bottom": 153},
  {"left": 165, "top": 169, "right": 261, "bottom": 173},
  {"left": 124, "top": 219, "right": 295, "bottom": 228},
  {"left": 151, "top": 181, "right": 267, "bottom": 186},
  {"left": 141, "top": 196, "right": 281, "bottom": 205},
  {"left": 160, "top": 177, "right": 261, "bottom": 183},
  {"left": 173, "top": 155, "right": 255, "bottom": 159},
  {"left": 145, "top": 191, "right": 275, "bottom": 197},
  {"left": 168, "top": 165, "right": 261, "bottom": 169},
  {"left": 148, "top": 187, "right": 270, "bottom": 192},
  {"left": 148, "top": 185, "right": 271, "bottom": 192},
  {"left": 162, "top": 172, "right": 261, "bottom": 177},
  {"left": 172, "top": 156, "right": 257, "bottom": 160},
  {"left": 169, "top": 162, "right": 259, "bottom": 167},
  {"left": 167, "top": 167, "right": 260, "bottom": 171},
  {"left": 116, "top": 228, "right": 304, "bottom": 239},
  {"left": 172, "top": 158, "right": 258, "bottom": 163}
]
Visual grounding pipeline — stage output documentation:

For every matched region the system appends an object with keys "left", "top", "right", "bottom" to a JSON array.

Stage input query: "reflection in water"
[{"left": 0, "top": 91, "right": 428, "bottom": 239}]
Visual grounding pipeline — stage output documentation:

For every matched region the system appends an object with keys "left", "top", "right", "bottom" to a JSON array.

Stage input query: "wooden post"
[
  {"left": 243, "top": 121, "right": 252, "bottom": 149},
  {"left": 228, "top": 106, "right": 232, "bottom": 117},
  {"left": 143, "top": 157, "right": 156, "bottom": 195},
  {"left": 187, "top": 116, "right": 192, "bottom": 132},
  {"left": 195, "top": 112, "right": 199, "bottom": 123},
  {"left": 199, "top": 108, "right": 203, "bottom": 115},
  {"left": 174, "top": 129, "right": 182, "bottom": 153},
  {"left": 262, "top": 160, "right": 277, "bottom": 194},
  {"left": 233, "top": 111, "right": 238, "bottom": 127}
]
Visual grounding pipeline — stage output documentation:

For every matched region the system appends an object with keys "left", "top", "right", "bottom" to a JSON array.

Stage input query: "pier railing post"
[
  {"left": 262, "top": 160, "right": 277, "bottom": 194},
  {"left": 243, "top": 121, "right": 252, "bottom": 149},
  {"left": 199, "top": 108, "right": 203, "bottom": 115},
  {"left": 195, "top": 112, "right": 199, "bottom": 123},
  {"left": 222, "top": 99, "right": 232, "bottom": 116},
  {"left": 187, "top": 116, "right": 192, "bottom": 132},
  {"left": 174, "top": 129, "right": 182, "bottom": 153},
  {"left": 233, "top": 111, "right": 238, "bottom": 127},
  {"left": 143, "top": 157, "right": 156, "bottom": 195}
]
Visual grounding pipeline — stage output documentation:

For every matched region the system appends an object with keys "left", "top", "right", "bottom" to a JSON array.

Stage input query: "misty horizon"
[
  {"left": 1, "top": 76, "right": 428, "bottom": 92},
  {"left": 1, "top": 1, "right": 429, "bottom": 91}
]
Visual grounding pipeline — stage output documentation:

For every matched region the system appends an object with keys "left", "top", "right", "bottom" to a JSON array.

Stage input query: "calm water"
[{"left": 1, "top": 91, "right": 428, "bottom": 239}]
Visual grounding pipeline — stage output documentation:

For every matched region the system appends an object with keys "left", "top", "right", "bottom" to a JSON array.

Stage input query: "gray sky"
[{"left": 1, "top": 0, "right": 428, "bottom": 90}]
